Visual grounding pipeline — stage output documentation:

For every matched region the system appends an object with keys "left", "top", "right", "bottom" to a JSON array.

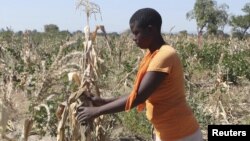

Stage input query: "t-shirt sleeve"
[{"left": 147, "top": 48, "right": 176, "bottom": 73}]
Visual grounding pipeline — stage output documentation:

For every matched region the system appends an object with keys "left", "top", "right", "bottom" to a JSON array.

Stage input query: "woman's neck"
[{"left": 148, "top": 37, "right": 166, "bottom": 53}]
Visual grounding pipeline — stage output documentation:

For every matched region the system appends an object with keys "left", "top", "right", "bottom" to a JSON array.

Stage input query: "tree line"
[
  {"left": 186, "top": 0, "right": 250, "bottom": 39},
  {"left": 1, "top": 0, "right": 249, "bottom": 39}
]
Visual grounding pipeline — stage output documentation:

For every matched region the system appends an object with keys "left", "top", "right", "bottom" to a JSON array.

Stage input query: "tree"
[
  {"left": 230, "top": 3, "right": 250, "bottom": 39},
  {"left": 186, "top": 0, "right": 229, "bottom": 35},
  {"left": 44, "top": 24, "right": 59, "bottom": 33},
  {"left": 0, "top": 28, "right": 14, "bottom": 44}
]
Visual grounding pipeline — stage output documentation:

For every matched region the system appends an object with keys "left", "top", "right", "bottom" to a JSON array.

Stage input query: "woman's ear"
[
  {"left": 147, "top": 25, "right": 158, "bottom": 34},
  {"left": 147, "top": 25, "right": 153, "bottom": 31},
  {"left": 145, "top": 25, "right": 153, "bottom": 33}
]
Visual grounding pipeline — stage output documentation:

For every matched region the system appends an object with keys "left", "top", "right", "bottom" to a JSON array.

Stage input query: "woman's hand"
[
  {"left": 87, "top": 94, "right": 117, "bottom": 106},
  {"left": 87, "top": 95, "right": 106, "bottom": 106},
  {"left": 76, "top": 106, "right": 100, "bottom": 124}
]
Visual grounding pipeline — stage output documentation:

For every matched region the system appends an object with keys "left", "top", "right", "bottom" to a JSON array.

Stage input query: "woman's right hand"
[{"left": 87, "top": 95, "right": 107, "bottom": 106}]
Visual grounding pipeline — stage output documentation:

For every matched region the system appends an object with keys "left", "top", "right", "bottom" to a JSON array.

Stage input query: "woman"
[{"left": 77, "top": 8, "right": 203, "bottom": 141}]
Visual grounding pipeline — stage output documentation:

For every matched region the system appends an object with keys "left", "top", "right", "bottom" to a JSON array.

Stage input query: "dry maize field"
[
  {"left": 0, "top": 27, "right": 249, "bottom": 141},
  {"left": 1, "top": 0, "right": 250, "bottom": 140}
]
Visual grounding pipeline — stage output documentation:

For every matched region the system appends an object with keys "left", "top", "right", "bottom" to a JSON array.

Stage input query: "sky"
[{"left": 0, "top": 0, "right": 249, "bottom": 33}]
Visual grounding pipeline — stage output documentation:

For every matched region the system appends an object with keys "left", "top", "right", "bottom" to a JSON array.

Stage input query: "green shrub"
[
  {"left": 197, "top": 43, "right": 226, "bottom": 70},
  {"left": 222, "top": 51, "right": 250, "bottom": 84},
  {"left": 30, "top": 100, "right": 58, "bottom": 136},
  {"left": 119, "top": 109, "right": 151, "bottom": 140}
]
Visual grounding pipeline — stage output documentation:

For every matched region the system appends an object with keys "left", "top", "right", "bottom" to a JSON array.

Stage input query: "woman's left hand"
[{"left": 76, "top": 106, "right": 100, "bottom": 124}]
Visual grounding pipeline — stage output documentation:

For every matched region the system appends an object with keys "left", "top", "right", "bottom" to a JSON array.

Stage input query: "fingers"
[
  {"left": 76, "top": 107, "right": 85, "bottom": 123},
  {"left": 76, "top": 106, "right": 98, "bottom": 125},
  {"left": 76, "top": 107, "right": 92, "bottom": 124},
  {"left": 76, "top": 111, "right": 88, "bottom": 124},
  {"left": 77, "top": 112, "right": 86, "bottom": 123},
  {"left": 77, "top": 106, "right": 84, "bottom": 111}
]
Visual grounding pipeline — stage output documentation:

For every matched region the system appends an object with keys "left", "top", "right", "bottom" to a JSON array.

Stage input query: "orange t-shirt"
[{"left": 146, "top": 45, "right": 199, "bottom": 140}]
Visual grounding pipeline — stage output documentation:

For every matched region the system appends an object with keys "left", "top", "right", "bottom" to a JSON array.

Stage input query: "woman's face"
[{"left": 130, "top": 22, "right": 152, "bottom": 49}]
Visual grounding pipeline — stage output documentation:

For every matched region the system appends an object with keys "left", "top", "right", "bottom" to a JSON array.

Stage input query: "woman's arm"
[
  {"left": 90, "top": 96, "right": 118, "bottom": 106},
  {"left": 77, "top": 71, "right": 167, "bottom": 123},
  {"left": 99, "top": 71, "right": 167, "bottom": 114}
]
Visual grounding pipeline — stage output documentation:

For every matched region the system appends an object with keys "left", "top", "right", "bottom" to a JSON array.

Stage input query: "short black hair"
[{"left": 129, "top": 8, "right": 162, "bottom": 31}]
